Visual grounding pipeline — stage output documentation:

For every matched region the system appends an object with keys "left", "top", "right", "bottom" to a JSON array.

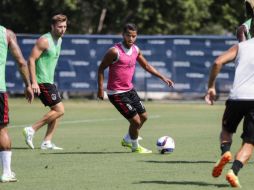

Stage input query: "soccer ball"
[{"left": 156, "top": 136, "right": 175, "bottom": 154}]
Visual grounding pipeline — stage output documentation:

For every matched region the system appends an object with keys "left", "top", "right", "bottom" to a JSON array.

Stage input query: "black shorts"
[
  {"left": 222, "top": 100, "right": 254, "bottom": 143},
  {"left": 38, "top": 83, "right": 61, "bottom": 107},
  {"left": 108, "top": 89, "right": 146, "bottom": 119},
  {"left": 0, "top": 92, "right": 9, "bottom": 125}
]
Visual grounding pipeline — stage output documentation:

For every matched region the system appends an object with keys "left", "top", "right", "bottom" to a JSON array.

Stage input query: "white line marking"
[{"left": 10, "top": 115, "right": 161, "bottom": 128}]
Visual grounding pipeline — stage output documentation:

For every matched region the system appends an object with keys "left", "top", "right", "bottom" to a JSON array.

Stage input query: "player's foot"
[
  {"left": 121, "top": 139, "right": 132, "bottom": 149},
  {"left": 121, "top": 136, "right": 143, "bottom": 149},
  {"left": 132, "top": 146, "right": 152, "bottom": 154},
  {"left": 23, "top": 127, "right": 35, "bottom": 149},
  {"left": 212, "top": 151, "right": 232, "bottom": 177},
  {"left": 226, "top": 169, "right": 241, "bottom": 188},
  {"left": 41, "top": 142, "right": 63, "bottom": 150},
  {"left": 0, "top": 172, "right": 18, "bottom": 183}
]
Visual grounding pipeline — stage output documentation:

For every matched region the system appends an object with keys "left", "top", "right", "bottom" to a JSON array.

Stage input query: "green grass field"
[{"left": 1, "top": 98, "right": 253, "bottom": 190}]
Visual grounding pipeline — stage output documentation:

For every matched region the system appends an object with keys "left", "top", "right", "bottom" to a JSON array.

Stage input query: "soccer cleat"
[
  {"left": 23, "top": 127, "right": 35, "bottom": 149},
  {"left": 132, "top": 146, "right": 152, "bottom": 154},
  {"left": 121, "top": 139, "right": 132, "bottom": 149},
  {"left": 0, "top": 172, "right": 18, "bottom": 183},
  {"left": 41, "top": 142, "right": 63, "bottom": 150},
  {"left": 212, "top": 151, "right": 232, "bottom": 177},
  {"left": 121, "top": 136, "right": 143, "bottom": 149},
  {"left": 226, "top": 169, "right": 241, "bottom": 188}
]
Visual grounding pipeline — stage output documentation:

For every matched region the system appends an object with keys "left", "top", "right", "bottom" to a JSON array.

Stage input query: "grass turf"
[{"left": 1, "top": 98, "right": 253, "bottom": 190}]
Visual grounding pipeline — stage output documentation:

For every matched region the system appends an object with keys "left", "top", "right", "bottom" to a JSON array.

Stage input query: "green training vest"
[
  {"left": 0, "top": 26, "right": 8, "bottom": 92},
  {"left": 35, "top": 32, "right": 62, "bottom": 84},
  {"left": 243, "top": 18, "right": 253, "bottom": 40}
]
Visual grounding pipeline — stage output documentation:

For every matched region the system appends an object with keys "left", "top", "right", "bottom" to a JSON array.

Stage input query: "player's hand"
[
  {"left": 32, "top": 82, "right": 41, "bottom": 95},
  {"left": 163, "top": 77, "right": 174, "bottom": 87},
  {"left": 25, "top": 86, "right": 34, "bottom": 103},
  {"left": 205, "top": 88, "right": 216, "bottom": 105},
  {"left": 97, "top": 89, "right": 104, "bottom": 100}
]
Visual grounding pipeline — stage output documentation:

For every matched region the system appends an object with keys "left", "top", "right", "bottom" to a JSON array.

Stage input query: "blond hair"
[{"left": 51, "top": 14, "right": 68, "bottom": 25}]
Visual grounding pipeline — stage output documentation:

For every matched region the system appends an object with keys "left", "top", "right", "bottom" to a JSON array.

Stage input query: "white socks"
[
  {"left": 123, "top": 133, "right": 131, "bottom": 143},
  {"left": 0, "top": 151, "right": 12, "bottom": 176},
  {"left": 124, "top": 133, "right": 139, "bottom": 149},
  {"left": 28, "top": 126, "right": 35, "bottom": 135},
  {"left": 42, "top": 140, "right": 51, "bottom": 145},
  {"left": 131, "top": 139, "right": 139, "bottom": 150}
]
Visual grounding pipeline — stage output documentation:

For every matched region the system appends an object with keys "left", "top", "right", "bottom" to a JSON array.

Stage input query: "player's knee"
[
  {"left": 130, "top": 118, "right": 142, "bottom": 127},
  {"left": 139, "top": 113, "right": 148, "bottom": 125},
  {"left": 57, "top": 109, "right": 64, "bottom": 117},
  {"left": 141, "top": 114, "right": 148, "bottom": 122}
]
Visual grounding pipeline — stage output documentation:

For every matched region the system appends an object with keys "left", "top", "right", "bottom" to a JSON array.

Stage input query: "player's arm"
[
  {"left": 97, "top": 48, "right": 118, "bottom": 100},
  {"left": 236, "top": 25, "right": 248, "bottom": 42},
  {"left": 205, "top": 45, "right": 238, "bottom": 105},
  {"left": 137, "top": 51, "right": 174, "bottom": 87},
  {"left": 28, "top": 37, "right": 48, "bottom": 94},
  {"left": 7, "top": 29, "right": 34, "bottom": 103}
]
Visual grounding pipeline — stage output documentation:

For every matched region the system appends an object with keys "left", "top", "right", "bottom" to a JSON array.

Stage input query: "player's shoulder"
[
  {"left": 107, "top": 46, "right": 119, "bottom": 56},
  {"left": 6, "top": 29, "right": 16, "bottom": 38},
  {"left": 36, "top": 35, "right": 50, "bottom": 49},
  {"left": 5, "top": 29, "right": 17, "bottom": 44},
  {"left": 133, "top": 44, "right": 139, "bottom": 53}
]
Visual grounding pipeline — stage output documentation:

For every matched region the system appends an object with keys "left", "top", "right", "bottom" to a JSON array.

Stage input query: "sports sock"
[
  {"left": 0, "top": 151, "right": 12, "bottom": 176},
  {"left": 123, "top": 133, "right": 131, "bottom": 143},
  {"left": 231, "top": 160, "right": 243, "bottom": 176},
  {"left": 42, "top": 140, "right": 51, "bottom": 145},
  {"left": 220, "top": 142, "right": 231, "bottom": 155},
  {"left": 131, "top": 139, "right": 139, "bottom": 150},
  {"left": 28, "top": 126, "right": 35, "bottom": 134}
]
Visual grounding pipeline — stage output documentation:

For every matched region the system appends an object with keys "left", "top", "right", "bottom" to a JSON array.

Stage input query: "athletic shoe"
[
  {"left": 226, "top": 169, "right": 241, "bottom": 188},
  {"left": 23, "top": 127, "right": 35, "bottom": 149},
  {"left": 0, "top": 172, "right": 17, "bottom": 183},
  {"left": 212, "top": 151, "right": 232, "bottom": 177},
  {"left": 132, "top": 146, "right": 152, "bottom": 153},
  {"left": 41, "top": 142, "right": 63, "bottom": 150},
  {"left": 121, "top": 139, "right": 132, "bottom": 149},
  {"left": 121, "top": 136, "right": 143, "bottom": 149}
]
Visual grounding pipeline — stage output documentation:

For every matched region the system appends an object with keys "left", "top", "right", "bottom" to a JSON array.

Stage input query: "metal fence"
[{"left": 6, "top": 34, "right": 237, "bottom": 99}]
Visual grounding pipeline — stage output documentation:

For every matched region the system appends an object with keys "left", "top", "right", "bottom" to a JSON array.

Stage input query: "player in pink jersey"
[{"left": 97, "top": 23, "right": 174, "bottom": 153}]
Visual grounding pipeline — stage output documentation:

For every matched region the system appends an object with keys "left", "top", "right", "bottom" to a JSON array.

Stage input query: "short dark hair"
[
  {"left": 123, "top": 23, "right": 138, "bottom": 33},
  {"left": 51, "top": 14, "right": 68, "bottom": 25}
]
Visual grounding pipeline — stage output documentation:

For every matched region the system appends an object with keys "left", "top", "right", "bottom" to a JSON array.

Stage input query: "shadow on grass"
[
  {"left": 144, "top": 160, "right": 215, "bottom": 164},
  {"left": 12, "top": 147, "right": 33, "bottom": 150},
  {"left": 136, "top": 180, "right": 228, "bottom": 188}
]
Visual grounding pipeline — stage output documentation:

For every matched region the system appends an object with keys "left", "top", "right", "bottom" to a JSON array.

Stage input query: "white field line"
[{"left": 10, "top": 115, "right": 161, "bottom": 128}]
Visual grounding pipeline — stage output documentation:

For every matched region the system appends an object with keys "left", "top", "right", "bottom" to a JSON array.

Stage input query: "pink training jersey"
[{"left": 107, "top": 43, "right": 139, "bottom": 91}]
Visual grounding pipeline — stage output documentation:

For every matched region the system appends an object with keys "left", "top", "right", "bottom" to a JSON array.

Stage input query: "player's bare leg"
[
  {"left": 0, "top": 126, "right": 17, "bottom": 182},
  {"left": 23, "top": 102, "right": 64, "bottom": 149}
]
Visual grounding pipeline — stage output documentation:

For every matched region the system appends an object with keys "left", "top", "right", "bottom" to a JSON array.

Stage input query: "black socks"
[
  {"left": 220, "top": 142, "right": 232, "bottom": 155},
  {"left": 231, "top": 160, "right": 243, "bottom": 176}
]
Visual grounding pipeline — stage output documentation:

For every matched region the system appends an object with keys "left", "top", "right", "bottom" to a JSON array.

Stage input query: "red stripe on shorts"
[
  {"left": 3, "top": 93, "right": 9, "bottom": 123},
  {"left": 115, "top": 94, "right": 129, "bottom": 113},
  {"left": 39, "top": 84, "right": 53, "bottom": 104}
]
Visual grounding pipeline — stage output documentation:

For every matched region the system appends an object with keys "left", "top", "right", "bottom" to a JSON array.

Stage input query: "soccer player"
[
  {"left": 23, "top": 14, "right": 67, "bottom": 150},
  {"left": 236, "top": 0, "right": 254, "bottom": 41},
  {"left": 97, "top": 23, "right": 174, "bottom": 153},
  {"left": 205, "top": 37, "right": 254, "bottom": 187},
  {"left": 0, "top": 25, "right": 34, "bottom": 182}
]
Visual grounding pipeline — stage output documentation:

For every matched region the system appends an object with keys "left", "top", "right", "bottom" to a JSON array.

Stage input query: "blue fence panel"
[{"left": 5, "top": 34, "right": 237, "bottom": 96}]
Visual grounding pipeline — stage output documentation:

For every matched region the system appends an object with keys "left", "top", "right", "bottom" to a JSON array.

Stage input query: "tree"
[{"left": 0, "top": 0, "right": 246, "bottom": 35}]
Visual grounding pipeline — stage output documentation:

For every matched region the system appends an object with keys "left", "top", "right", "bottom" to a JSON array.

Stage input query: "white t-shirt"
[{"left": 229, "top": 38, "right": 254, "bottom": 100}]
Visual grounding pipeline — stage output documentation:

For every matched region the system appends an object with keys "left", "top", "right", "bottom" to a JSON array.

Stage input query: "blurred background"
[{"left": 1, "top": 0, "right": 247, "bottom": 100}]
